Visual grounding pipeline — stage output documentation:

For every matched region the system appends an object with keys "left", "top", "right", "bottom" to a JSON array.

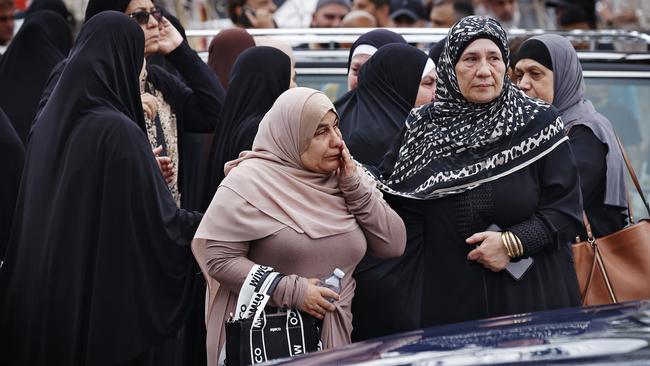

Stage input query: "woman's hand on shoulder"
[
  {"left": 466, "top": 231, "right": 510, "bottom": 271},
  {"left": 298, "top": 278, "right": 338, "bottom": 320}
]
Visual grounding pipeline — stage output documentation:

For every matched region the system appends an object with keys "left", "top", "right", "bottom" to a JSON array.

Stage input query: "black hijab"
[
  {"left": 0, "top": 10, "right": 72, "bottom": 144},
  {"left": 335, "top": 43, "right": 430, "bottom": 167},
  {"left": 25, "top": 0, "right": 74, "bottom": 23},
  {"left": 0, "top": 12, "right": 201, "bottom": 365},
  {"left": 347, "top": 29, "right": 407, "bottom": 71},
  {"left": 201, "top": 46, "right": 291, "bottom": 210},
  {"left": 375, "top": 16, "right": 566, "bottom": 200},
  {"left": 84, "top": 0, "right": 130, "bottom": 21},
  {"left": 0, "top": 108, "right": 23, "bottom": 261},
  {"left": 428, "top": 36, "right": 447, "bottom": 64}
]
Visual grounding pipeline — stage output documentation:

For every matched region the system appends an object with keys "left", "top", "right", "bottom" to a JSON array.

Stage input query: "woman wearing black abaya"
[
  {"left": 0, "top": 12, "right": 202, "bottom": 366},
  {"left": 357, "top": 16, "right": 582, "bottom": 340},
  {"left": 0, "top": 107, "right": 23, "bottom": 261},
  {"left": 335, "top": 43, "right": 435, "bottom": 167},
  {"left": 0, "top": 10, "right": 71, "bottom": 144},
  {"left": 82, "top": 0, "right": 225, "bottom": 209},
  {"left": 201, "top": 46, "right": 291, "bottom": 211}
]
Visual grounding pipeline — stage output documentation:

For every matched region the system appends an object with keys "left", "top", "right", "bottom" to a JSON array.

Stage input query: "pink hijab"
[{"left": 198, "top": 87, "right": 358, "bottom": 241}]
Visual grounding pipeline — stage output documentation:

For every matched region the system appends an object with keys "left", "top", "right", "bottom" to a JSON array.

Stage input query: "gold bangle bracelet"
[
  {"left": 506, "top": 231, "right": 521, "bottom": 257},
  {"left": 511, "top": 231, "right": 523, "bottom": 257},
  {"left": 501, "top": 232, "right": 514, "bottom": 258},
  {"left": 513, "top": 232, "right": 524, "bottom": 257}
]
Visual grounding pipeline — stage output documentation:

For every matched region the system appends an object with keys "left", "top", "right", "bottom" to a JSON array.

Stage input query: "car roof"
[
  {"left": 191, "top": 28, "right": 650, "bottom": 73},
  {"left": 269, "top": 300, "right": 650, "bottom": 365}
]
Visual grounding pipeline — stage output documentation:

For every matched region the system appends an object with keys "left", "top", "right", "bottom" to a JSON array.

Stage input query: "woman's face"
[
  {"left": 514, "top": 58, "right": 554, "bottom": 104},
  {"left": 126, "top": 0, "right": 160, "bottom": 57},
  {"left": 454, "top": 38, "right": 506, "bottom": 104},
  {"left": 347, "top": 53, "right": 371, "bottom": 91},
  {"left": 300, "top": 111, "right": 343, "bottom": 174},
  {"left": 414, "top": 68, "right": 437, "bottom": 106}
]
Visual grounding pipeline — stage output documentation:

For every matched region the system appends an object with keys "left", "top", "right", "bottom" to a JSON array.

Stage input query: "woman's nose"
[
  {"left": 331, "top": 129, "right": 343, "bottom": 147},
  {"left": 476, "top": 59, "right": 491, "bottom": 77},
  {"left": 518, "top": 75, "right": 531, "bottom": 91},
  {"left": 148, "top": 15, "right": 158, "bottom": 28}
]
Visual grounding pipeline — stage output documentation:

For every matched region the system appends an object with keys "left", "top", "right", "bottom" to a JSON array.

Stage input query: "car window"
[
  {"left": 297, "top": 74, "right": 348, "bottom": 101},
  {"left": 584, "top": 77, "right": 650, "bottom": 219}
]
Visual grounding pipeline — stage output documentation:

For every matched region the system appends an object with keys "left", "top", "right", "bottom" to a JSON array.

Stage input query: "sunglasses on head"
[{"left": 128, "top": 7, "right": 163, "bottom": 25}]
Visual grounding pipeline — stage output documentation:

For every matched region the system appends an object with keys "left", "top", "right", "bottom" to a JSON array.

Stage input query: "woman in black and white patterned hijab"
[
  {"left": 353, "top": 16, "right": 583, "bottom": 340},
  {"left": 378, "top": 16, "right": 567, "bottom": 199}
]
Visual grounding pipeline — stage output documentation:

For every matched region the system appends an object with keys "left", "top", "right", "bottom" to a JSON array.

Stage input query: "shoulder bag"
[{"left": 572, "top": 136, "right": 650, "bottom": 305}]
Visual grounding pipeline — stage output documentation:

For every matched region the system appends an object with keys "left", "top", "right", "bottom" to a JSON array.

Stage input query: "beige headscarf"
[{"left": 197, "top": 87, "right": 358, "bottom": 242}]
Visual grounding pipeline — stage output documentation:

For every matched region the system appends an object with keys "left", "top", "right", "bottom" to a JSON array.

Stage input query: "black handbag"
[{"left": 225, "top": 266, "right": 322, "bottom": 365}]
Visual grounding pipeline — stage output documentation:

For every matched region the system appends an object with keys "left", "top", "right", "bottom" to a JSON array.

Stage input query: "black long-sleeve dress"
[
  {"left": 34, "top": 40, "right": 225, "bottom": 210},
  {"left": 353, "top": 138, "right": 583, "bottom": 341},
  {"left": 145, "top": 41, "right": 225, "bottom": 209},
  {"left": 0, "top": 108, "right": 24, "bottom": 261},
  {"left": 569, "top": 125, "right": 627, "bottom": 238},
  {"left": 0, "top": 13, "right": 203, "bottom": 366}
]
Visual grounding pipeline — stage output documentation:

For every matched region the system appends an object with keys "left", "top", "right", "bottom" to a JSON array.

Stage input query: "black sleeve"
[
  {"left": 568, "top": 125, "right": 608, "bottom": 210},
  {"left": 160, "top": 41, "right": 225, "bottom": 133},
  {"left": 118, "top": 119, "right": 204, "bottom": 245},
  {"left": 0, "top": 113, "right": 25, "bottom": 258},
  {"left": 508, "top": 141, "right": 583, "bottom": 257}
]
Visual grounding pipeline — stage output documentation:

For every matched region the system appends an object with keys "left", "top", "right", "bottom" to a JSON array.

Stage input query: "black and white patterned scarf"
[{"left": 374, "top": 16, "right": 568, "bottom": 199}]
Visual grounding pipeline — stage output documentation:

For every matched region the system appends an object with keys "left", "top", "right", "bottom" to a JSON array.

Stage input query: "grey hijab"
[{"left": 526, "top": 34, "right": 627, "bottom": 208}]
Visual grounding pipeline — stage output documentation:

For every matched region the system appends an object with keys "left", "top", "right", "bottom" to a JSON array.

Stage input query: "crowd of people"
[
  {"left": 222, "top": 0, "right": 649, "bottom": 34},
  {"left": 0, "top": 0, "right": 642, "bottom": 365}
]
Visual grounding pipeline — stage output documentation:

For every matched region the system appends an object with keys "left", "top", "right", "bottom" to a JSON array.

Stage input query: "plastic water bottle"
[{"left": 319, "top": 268, "right": 345, "bottom": 302}]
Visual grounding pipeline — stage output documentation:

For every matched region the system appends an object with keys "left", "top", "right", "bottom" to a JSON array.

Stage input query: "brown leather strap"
[
  {"left": 581, "top": 211, "right": 594, "bottom": 243},
  {"left": 580, "top": 242, "right": 618, "bottom": 305},
  {"left": 581, "top": 243, "right": 599, "bottom": 305},
  {"left": 616, "top": 135, "right": 650, "bottom": 220}
]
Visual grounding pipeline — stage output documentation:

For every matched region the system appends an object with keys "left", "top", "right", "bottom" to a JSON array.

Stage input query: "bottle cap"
[{"left": 333, "top": 268, "right": 345, "bottom": 279}]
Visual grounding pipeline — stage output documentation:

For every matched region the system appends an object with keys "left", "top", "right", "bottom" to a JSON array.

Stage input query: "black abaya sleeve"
[
  {"left": 568, "top": 125, "right": 608, "bottom": 208},
  {"left": 0, "top": 109, "right": 24, "bottom": 259},
  {"left": 507, "top": 141, "right": 583, "bottom": 256},
  {"left": 150, "top": 41, "right": 225, "bottom": 133},
  {"left": 114, "top": 116, "right": 204, "bottom": 243}
]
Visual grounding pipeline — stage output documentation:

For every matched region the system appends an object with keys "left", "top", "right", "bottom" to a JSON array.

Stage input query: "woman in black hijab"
[
  {"left": 346, "top": 29, "right": 407, "bottom": 91},
  {"left": 357, "top": 16, "right": 582, "bottom": 340},
  {"left": 201, "top": 46, "right": 291, "bottom": 211},
  {"left": 78, "top": 0, "right": 225, "bottom": 209},
  {"left": 0, "top": 107, "right": 23, "bottom": 262},
  {"left": 335, "top": 43, "right": 434, "bottom": 167},
  {"left": 0, "top": 10, "right": 72, "bottom": 144},
  {"left": 0, "top": 12, "right": 202, "bottom": 366}
]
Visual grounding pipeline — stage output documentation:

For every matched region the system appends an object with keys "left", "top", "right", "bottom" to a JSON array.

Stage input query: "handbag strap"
[
  {"left": 615, "top": 135, "right": 650, "bottom": 222},
  {"left": 245, "top": 271, "right": 284, "bottom": 321},
  {"left": 579, "top": 240, "right": 618, "bottom": 305},
  {"left": 235, "top": 264, "right": 275, "bottom": 320}
]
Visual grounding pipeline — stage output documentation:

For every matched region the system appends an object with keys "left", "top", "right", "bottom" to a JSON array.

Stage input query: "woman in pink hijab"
[{"left": 192, "top": 87, "right": 406, "bottom": 366}]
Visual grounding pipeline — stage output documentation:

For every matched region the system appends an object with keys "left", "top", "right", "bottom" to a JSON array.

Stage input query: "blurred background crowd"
[{"left": 2, "top": 0, "right": 650, "bottom": 55}]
